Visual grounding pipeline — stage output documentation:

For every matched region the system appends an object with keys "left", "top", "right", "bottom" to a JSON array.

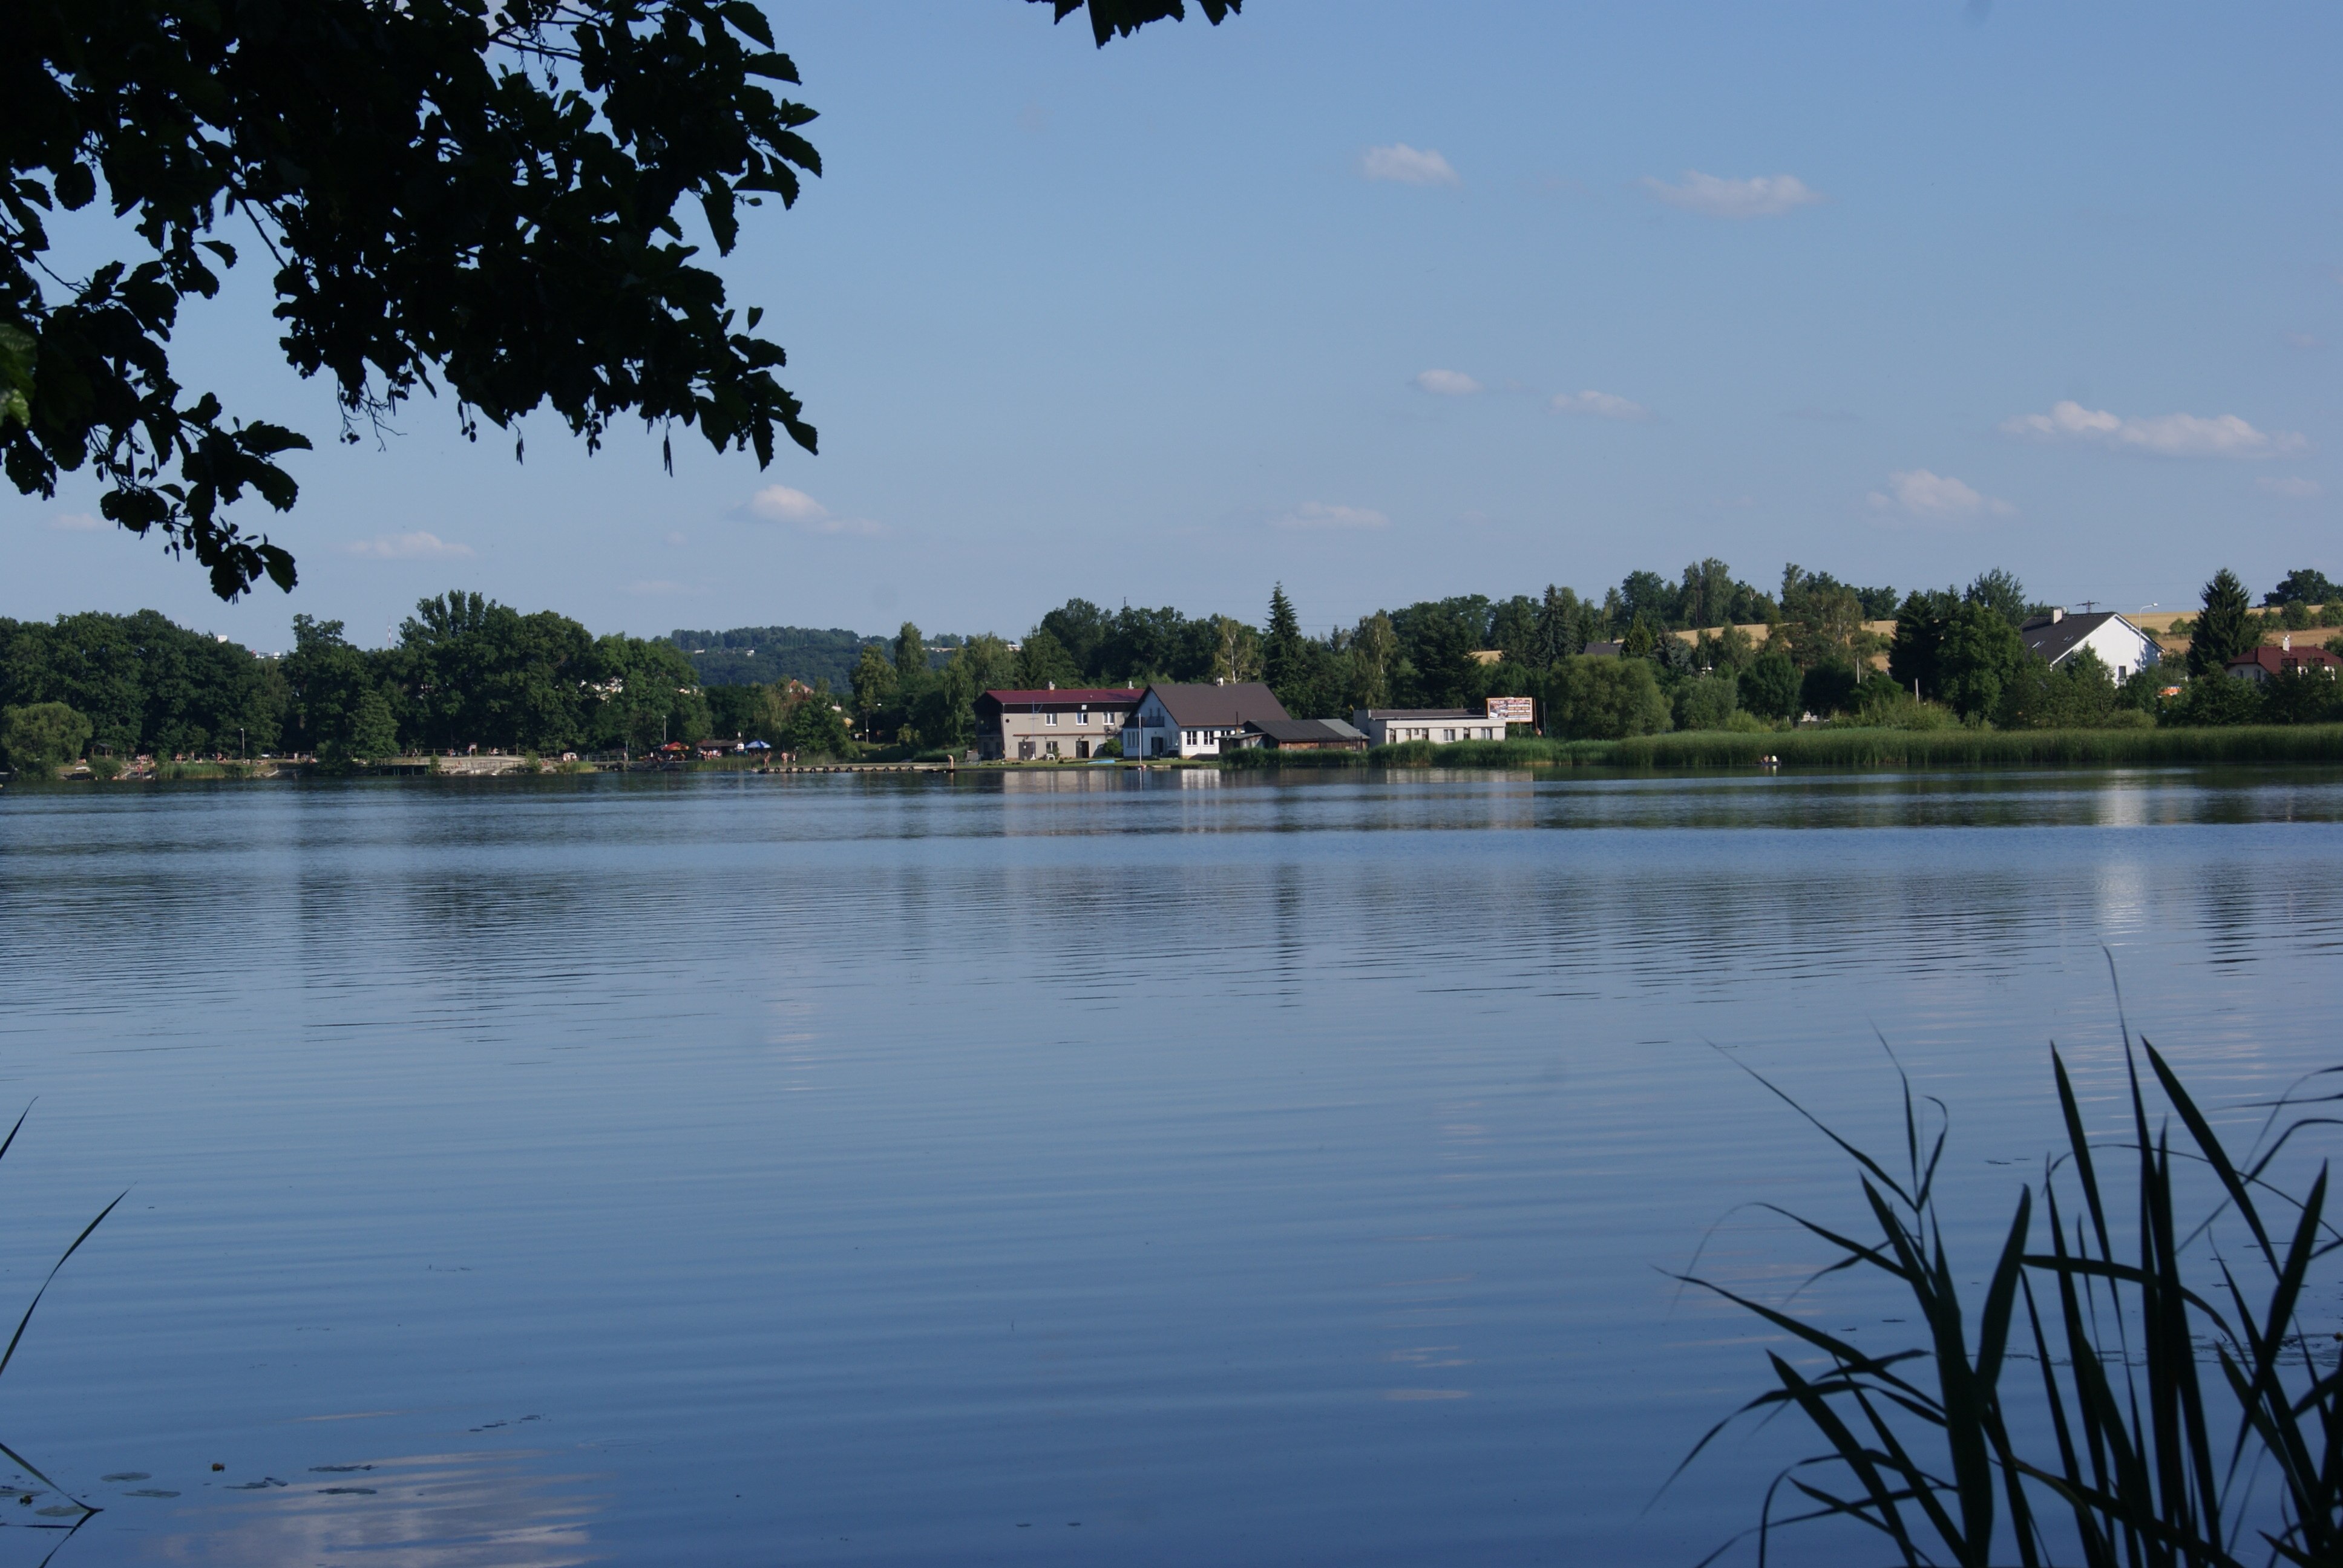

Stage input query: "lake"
[{"left": 0, "top": 766, "right": 2338, "bottom": 1566}]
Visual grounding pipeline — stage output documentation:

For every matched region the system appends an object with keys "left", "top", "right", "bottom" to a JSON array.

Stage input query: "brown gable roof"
[{"left": 1142, "top": 682, "right": 1291, "bottom": 727}]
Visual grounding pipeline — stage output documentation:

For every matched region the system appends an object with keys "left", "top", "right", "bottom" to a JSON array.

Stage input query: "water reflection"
[
  {"left": 115, "top": 1452, "right": 595, "bottom": 1568},
  {"left": 0, "top": 769, "right": 2337, "bottom": 1565}
]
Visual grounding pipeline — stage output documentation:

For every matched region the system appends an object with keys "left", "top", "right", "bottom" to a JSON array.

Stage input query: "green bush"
[
  {"left": 2167, "top": 672, "right": 2265, "bottom": 727},
  {"left": 1673, "top": 671, "right": 1739, "bottom": 731},
  {"left": 1546, "top": 655, "right": 1671, "bottom": 739},
  {"left": 1, "top": 702, "right": 92, "bottom": 775}
]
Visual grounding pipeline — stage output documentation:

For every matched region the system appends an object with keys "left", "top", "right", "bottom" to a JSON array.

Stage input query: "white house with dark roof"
[
  {"left": 1121, "top": 682, "right": 1291, "bottom": 758},
  {"left": 2018, "top": 609, "right": 2162, "bottom": 683}
]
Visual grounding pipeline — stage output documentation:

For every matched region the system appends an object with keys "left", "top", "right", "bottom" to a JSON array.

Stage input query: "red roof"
[
  {"left": 978, "top": 688, "right": 1138, "bottom": 708},
  {"left": 2228, "top": 644, "right": 2342, "bottom": 675}
]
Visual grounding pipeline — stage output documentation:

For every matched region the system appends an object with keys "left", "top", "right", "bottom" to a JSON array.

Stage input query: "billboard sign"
[{"left": 1486, "top": 696, "right": 1535, "bottom": 724}]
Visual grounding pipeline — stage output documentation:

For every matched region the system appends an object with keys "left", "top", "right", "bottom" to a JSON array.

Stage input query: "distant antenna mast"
[{"left": 2079, "top": 600, "right": 2099, "bottom": 614}]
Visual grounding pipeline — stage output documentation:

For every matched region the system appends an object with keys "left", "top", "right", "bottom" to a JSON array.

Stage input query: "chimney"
[
  {"left": 2050, "top": 607, "right": 2064, "bottom": 622},
  {"left": 1046, "top": 680, "right": 1055, "bottom": 690},
  {"left": 1216, "top": 676, "right": 1225, "bottom": 686}
]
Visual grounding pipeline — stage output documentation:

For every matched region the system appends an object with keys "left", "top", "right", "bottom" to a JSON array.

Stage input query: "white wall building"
[
  {"left": 1121, "top": 682, "right": 1291, "bottom": 759},
  {"left": 1351, "top": 708, "right": 1507, "bottom": 746},
  {"left": 2017, "top": 610, "right": 2162, "bottom": 683},
  {"left": 975, "top": 687, "right": 1138, "bottom": 761}
]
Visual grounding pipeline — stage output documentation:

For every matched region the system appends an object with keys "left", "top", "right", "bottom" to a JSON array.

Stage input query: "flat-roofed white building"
[{"left": 1352, "top": 708, "right": 1507, "bottom": 746}]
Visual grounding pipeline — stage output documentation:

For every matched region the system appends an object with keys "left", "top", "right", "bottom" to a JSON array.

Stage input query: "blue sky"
[{"left": 9, "top": 1, "right": 2340, "bottom": 647}]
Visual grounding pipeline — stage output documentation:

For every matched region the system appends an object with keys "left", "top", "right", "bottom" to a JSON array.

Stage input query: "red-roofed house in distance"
[
  {"left": 2226, "top": 638, "right": 2343, "bottom": 684},
  {"left": 975, "top": 685, "right": 1141, "bottom": 761}
]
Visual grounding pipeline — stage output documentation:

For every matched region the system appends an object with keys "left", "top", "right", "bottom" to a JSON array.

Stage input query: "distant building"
[
  {"left": 1351, "top": 708, "right": 1506, "bottom": 746},
  {"left": 2226, "top": 639, "right": 2342, "bottom": 684},
  {"left": 975, "top": 686, "right": 1139, "bottom": 761},
  {"left": 1120, "top": 683, "right": 1290, "bottom": 759},
  {"left": 2017, "top": 609, "right": 2162, "bottom": 683},
  {"left": 1581, "top": 640, "right": 1624, "bottom": 658},
  {"left": 1226, "top": 718, "right": 1369, "bottom": 752}
]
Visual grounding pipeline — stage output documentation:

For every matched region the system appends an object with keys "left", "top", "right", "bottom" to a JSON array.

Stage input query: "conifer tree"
[{"left": 2188, "top": 568, "right": 2252, "bottom": 677}]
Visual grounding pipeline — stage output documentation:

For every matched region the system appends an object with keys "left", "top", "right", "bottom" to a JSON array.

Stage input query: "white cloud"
[
  {"left": 1550, "top": 389, "right": 1652, "bottom": 421},
  {"left": 1866, "top": 469, "right": 2014, "bottom": 520},
  {"left": 346, "top": 531, "right": 474, "bottom": 560},
  {"left": 743, "top": 484, "right": 827, "bottom": 523},
  {"left": 1414, "top": 369, "right": 1481, "bottom": 396},
  {"left": 45, "top": 512, "right": 106, "bottom": 532},
  {"left": 739, "top": 484, "right": 885, "bottom": 536},
  {"left": 1362, "top": 144, "right": 1459, "bottom": 186},
  {"left": 1273, "top": 501, "right": 1390, "bottom": 531},
  {"left": 1642, "top": 171, "right": 1824, "bottom": 219},
  {"left": 2258, "top": 475, "right": 2324, "bottom": 498},
  {"left": 1999, "top": 400, "right": 2306, "bottom": 459}
]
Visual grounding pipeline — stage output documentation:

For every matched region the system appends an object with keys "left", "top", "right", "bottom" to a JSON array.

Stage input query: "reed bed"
[
  {"left": 1674, "top": 1018, "right": 2341, "bottom": 1566},
  {"left": 1616, "top": 724, "right": 2343, "bottom": 770},
  {"left": 1227, "top": 724, "right": 2343, "bottom": 772}
]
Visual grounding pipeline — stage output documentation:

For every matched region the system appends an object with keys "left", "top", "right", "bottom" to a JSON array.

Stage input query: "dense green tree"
[
  {"left": 1933, "top": 599, "right": 2027, "bottom": 719},
  {"left": 1530, "top": 585, "right": 1593, "bottom": 668},
  {"left": 2168, "top": 671, "right": 2263, "bottom": 727},
  {"left": 282, "top": 613, "right": 380, "bottom": 760},
  {"left": 1964, "top": 568, "right": 2033, "bottom": 628},
  {"left": 893, "top": 621, "right": 928, "bottom": 685},
  {"left": 1996, "top": 648, "right": 2121, "bottom": 730},
  {"left": 1, "top": 701, "right": 91, "bottom": 773},
  {"left": 781, "top": 687, "right": 853, "bottom": 757},
  {"left": 1262, "top": 584, "right": 1305, "bottom": 701},
  {"left": 2187, "top": 569, "right": 2253, "bottom": 677},
  {"left": 1487, "top": 595, "right": 1539, "bottom": 667},
  {"left": 1620, "top": 618, "right": 1656, "bottom": 659},
  {"left": 1616, "top": 570, "right": 1676, "bottom": 630},
  {"left": 847, "top": 644, "right": 897, "bottom": 738},
  {"left": 2261, "top": 668, "right": 2343, "bottom": 726},
  {"left": 1544, "top": 655, "right": 1671, "bottom": 739},
  {"left": 1888, "top": 589, "right": 1954, "bottom": 698},
  {"left": 1014, "top": 629, "right": 1082, "bottom": 690},
  {"left": 1673, "top": 671, "right": 1739, "bottom": 731},
  {"left": 0, "top": 608, "right": 278, "bottom": 755},
  {"left": 1037, "top": 598, "right": 1112, "bottom": 677},
  {"left": 1799, "top": 662, "right": 1858, "bottom": 718},
  {"left": 347, "top": 688, "right": 399, "bottom": 760},
  {"left": 1348, "top": 612, "right": 1396, "bottom": 711},
  {"left": 5, "top": 0, "right": 857, "bottom": 598},
  {"left": 1740, "top": 648, "right": 1800, "bottom": 719},
  {"left": 2264, "top": 568, "right": 2340, "bottom": 608},
  {"left": 1391, "top": 601, "right": 1480, "bottom": 707}
]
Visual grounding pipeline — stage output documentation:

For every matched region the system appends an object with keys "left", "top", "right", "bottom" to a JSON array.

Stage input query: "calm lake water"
[{"left": 0, "top": 766, "right": 2339, "bottom": 1566}]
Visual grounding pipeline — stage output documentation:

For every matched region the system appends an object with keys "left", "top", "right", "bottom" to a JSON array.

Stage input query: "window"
[
  {"left": 1045, "top": 711, "right": 1058, "bottom": 726},
  {"left": 1442, "top": 728, "right": 1455, "bottom": 742},
  {"left": 1078, "top": 708, "right": 1089, "bottom": 725}
]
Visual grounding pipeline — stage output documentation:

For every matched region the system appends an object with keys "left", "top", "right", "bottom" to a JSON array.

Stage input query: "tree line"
[
  {"left": 4, "top": 561, "right": 2338, "bottom": 774},
  {"left": 0, "top": 592, "right": 840, "bottom": 771}
]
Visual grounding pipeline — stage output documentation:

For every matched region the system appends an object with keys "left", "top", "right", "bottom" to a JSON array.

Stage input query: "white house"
[
  {"left": 2017, "top": 610, "right": 2161, "bottom": 683},
  {"left": 1351, "top": 708, "right": 1507, "bottom": 746},
  {"left": 1121, "top": 682, "right": 1291, "bottom": 759}
]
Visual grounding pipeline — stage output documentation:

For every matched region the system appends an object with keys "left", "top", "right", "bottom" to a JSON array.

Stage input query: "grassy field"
[{"left": 1224, "top": 724, "right": 2343, "bottom": 771}]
